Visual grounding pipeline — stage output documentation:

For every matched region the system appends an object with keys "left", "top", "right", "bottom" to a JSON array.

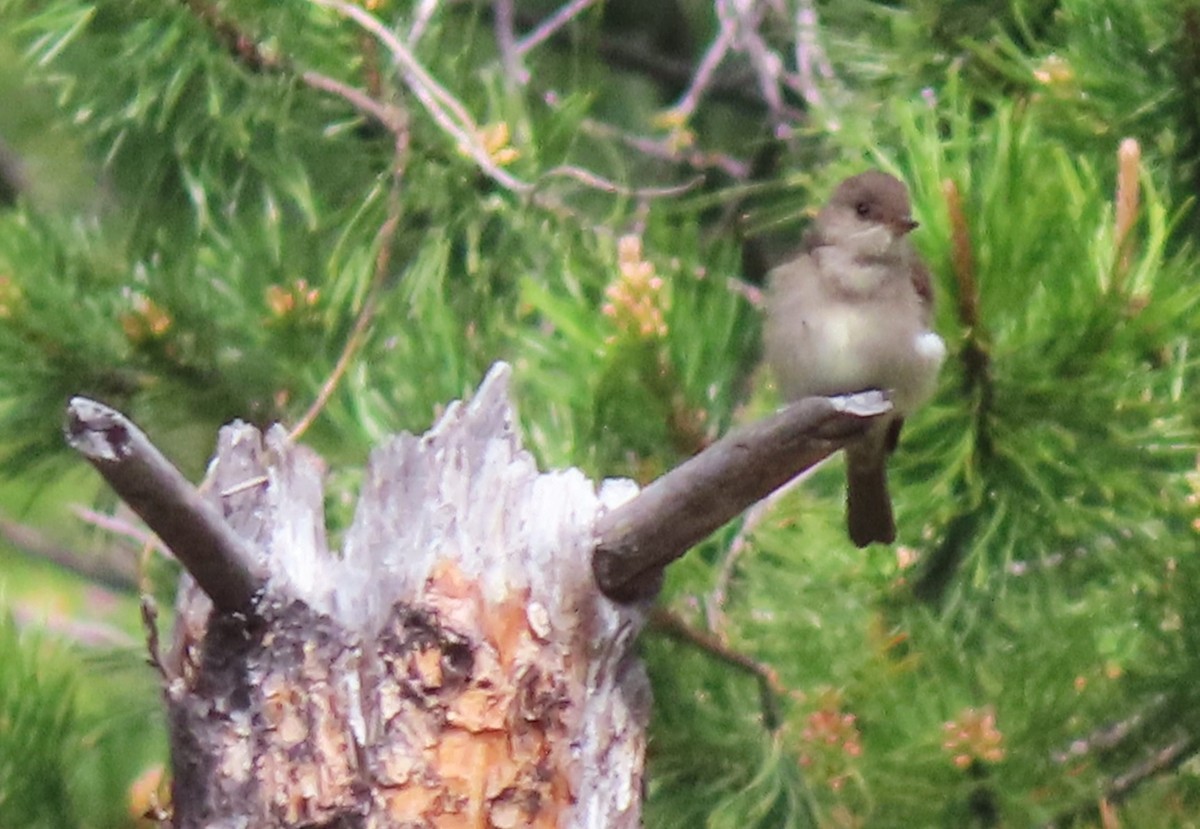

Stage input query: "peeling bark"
[{"left": 158, "top": 364, "right": 649, "bottom": 828}]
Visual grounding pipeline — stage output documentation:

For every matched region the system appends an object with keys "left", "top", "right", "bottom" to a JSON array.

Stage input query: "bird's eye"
[{"left": 855, "top": 202, "right": 871, "bottom": 218}]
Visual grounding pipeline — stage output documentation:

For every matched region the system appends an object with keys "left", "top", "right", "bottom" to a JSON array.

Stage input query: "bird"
[{"left": 763, "top": 170, "right": 946, "bottom": 546}]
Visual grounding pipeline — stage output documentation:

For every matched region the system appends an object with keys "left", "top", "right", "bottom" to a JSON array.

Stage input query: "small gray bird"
[{"left": 763, "top": 171, "right": 946, "bottom": 546}]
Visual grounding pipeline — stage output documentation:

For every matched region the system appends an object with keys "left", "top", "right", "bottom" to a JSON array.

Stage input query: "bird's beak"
[{"left": 893, "top": 218, "right": 919, "bottom": 236}]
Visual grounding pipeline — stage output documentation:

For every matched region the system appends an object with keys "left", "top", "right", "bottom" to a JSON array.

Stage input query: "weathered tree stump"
[
  {"left": 66, "top": 360, "right": 887, "bottom": 828},
  {"left": 76, "top": 364, "right": 650, "bottom": 828}
]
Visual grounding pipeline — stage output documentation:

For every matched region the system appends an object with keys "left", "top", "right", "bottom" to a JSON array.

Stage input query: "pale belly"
[{"left": 765, "top": 297, "right": 945, "bottom": 413}]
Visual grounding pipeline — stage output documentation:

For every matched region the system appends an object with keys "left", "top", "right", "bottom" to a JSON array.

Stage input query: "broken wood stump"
[
  {"left": 70, "top": 363, "right": 649, "bottom": 828},
  {"left": 65, "top": 359, "right": 887, "bottom": 828}
]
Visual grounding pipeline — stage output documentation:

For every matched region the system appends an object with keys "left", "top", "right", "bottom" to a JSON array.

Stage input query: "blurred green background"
[{"left": 1, "top": 0, "right": 1200, "bottom": 825}]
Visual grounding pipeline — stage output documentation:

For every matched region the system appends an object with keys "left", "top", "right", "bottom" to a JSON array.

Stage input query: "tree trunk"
[{"left": 160, "top": 363, "right": 650, "bottom": 827}]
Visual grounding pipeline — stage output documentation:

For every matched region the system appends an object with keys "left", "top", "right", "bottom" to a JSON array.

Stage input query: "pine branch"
[{"left": 592, "top": 391, "right": 890, "bottom": 602}]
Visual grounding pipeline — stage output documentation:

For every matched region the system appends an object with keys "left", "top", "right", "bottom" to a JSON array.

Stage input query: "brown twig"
[
  {"left": 705, "top": 458, "right": 827, "bottom": 634},
  {"left": 289, "top": 123, "right": 410, "bottom": 441},
  {"left": 300, "top": 69, "right": 403, "bottom": 130},
  {"left": 1050, "top": 731, "right": 1198, "bottom": 827},
  {"left": 65, "top": 398, "right": 265, "bottom": 614},
  {"left": 516, "top": 0, "right": 601, "bottom": 56},
  {"left": 311, "top": 0, "right": 533, "bottom": 194},
  {"left": 593, "top": 392, "right": 891, "bottom": 602},
  {"left": 650, "top": 606, "right": 794, "bottom": 728},
  {"left": 1113, "top": 137, "right": 1141, "bottom": 294},
  {"left": 493, "top": 0, "right": 527, "bottom": 85},
  {"left": 0, "top": 513, "right": 139, "bottom": 592},
  {"left": 943, "top": 178, "right": 979, "bottom": 331},
  {"left": 1052, "top": 696, "right": 1164, "bottom": 764},
  {"left": 141, "top": 594, "right": 169, "bottom": 679},
  {"left": 577, "top": 117, "right": 751, "bottom": 179},
  {"left": 943, "top": 178, "right": 993, "bottom": 403},
  {"left": 540, "top": 166, "right": 704, "bottom": 198},
  {"left": 71, "top": 504, "right": 167, "bottom": 557},
  {"left": 180, "top": 0, "right": 280, "bottom": 71},
  {"left": 1107, "top": 735, "right": 1196, "bottom": 803}
]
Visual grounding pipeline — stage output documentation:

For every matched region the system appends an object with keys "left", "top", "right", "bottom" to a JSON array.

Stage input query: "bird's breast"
[{"left": 764, "top": 263, "right": 944, "bottom": 412}]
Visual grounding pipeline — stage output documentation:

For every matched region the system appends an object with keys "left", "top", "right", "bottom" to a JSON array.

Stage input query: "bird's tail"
[{"left": 844, "top": 429, "right": 896, "bottom": 547}]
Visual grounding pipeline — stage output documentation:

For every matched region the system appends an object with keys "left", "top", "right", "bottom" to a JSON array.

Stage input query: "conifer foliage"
[{"left": 1, "top": 0, "right": 1200, "bottom": 825}]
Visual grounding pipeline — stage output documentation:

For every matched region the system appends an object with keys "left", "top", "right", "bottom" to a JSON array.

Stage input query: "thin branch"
[
  {"left": 71, "top": 504, "right": 167, "bottom": 558},
  {"left": 670, "top": 19, "right": 736, "bottom": 122},
  {"left": 791, "top": 0, "right": 835, "bottom": 107},
  {"left": 650, "top": 606, "right": 792, "bottom": 729},
  {"left": 578, "top": 117, "right": 751, "bottom": 179},
  {"left": 141, "top": 594, "right": 169, "bottom": 679},
  {"left": 300, "top": 69, "right": 403, "bottom": 130},
  {"left": 0, "top": 513, "right": 139, "bottom": 592},
  {"left": 1107, "top": 735, "right": 1196, "bottom": 803},
  {"left": 728, "top": 0, "right": 786, "bottom": 121},
  {"left": 310, "top": 0, "right": 534, "bottom": 194},
  {"left": 943, "top": 178, "right": 993, "bottom": 404},
  {"left": 1052, "top": 696, "right": 1165, "bottom": 764},
  {"left": 1050, "top": 732, "right": 1199, "bottom": 827},
  {"left": 784, "top": 0, "right": 841, "bottom": 132},
  {"left": 539, "top": 166, "right": 704, "bottom": 198},
  {"left": 180, "top": 0, "right": 280, "bottom": 71},
  {"left": 705, "top": 458, "right": 828, "bottom": 634},
  {"left": 1113, "top": 137, "right": 1141, "bottom": 293},
  {"left": 516, "top": 0, "right": 601, "bottom": 56},
  {"left": 9, "top": 601, "right": 136, "bottom": 648},
  {"left": 407, "top": 0, "right": 442, "bottom": 45},
  {"left": 592, "top": 392, "right": 891, "bottom": 602},
  {"left": 666, "top": 0, "right": 805, "bottom": 130},
  {"left": 65, "top": 398, "right": 265, "bottom": 614},
  {"left": 493, "top": 0, "right": 528, "bottom": 85},
  {"left": 290, "top": 123, "right": 410, "bottom": 441}
]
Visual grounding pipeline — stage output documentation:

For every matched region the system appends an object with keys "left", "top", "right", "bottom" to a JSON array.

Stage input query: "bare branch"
[
  {"left": 10, "top": 601, "right": 135, "bottom": 648},
  {"left": 788, "top": 0, "right": 839, "bottom": 123},
  {"left": 593, "top": 392, "right": 891, "bottom": 602},
  {"left": 578, "top": 117, "right": 752, "bottom": 179},
  {"left": 705, "top": 458, "right": 827, "bottom": 634},
  {"left": 406, "top": 0, "right": 442, "bottom": 45},
  {"left": 290, "top": 122, "right": 410, "bottom": 440},
  {"left": 670, "top": 20, "right": 736, "bottom": 122},
  {"left": 310, "top": 0, "right": 534, "bottom": 194},
  {"left": 65, "top": 398, "right": 265, "bottom": 614},
  {"left": 71, "top": 504, "right": 164, "bottom": 555},
  {"left": 0, "top": 513, "right": 139, "bottom": 592},
  {"left": 516, "top": 0, "right": 601, "bottom": 56},
  {"left": 540, "top": 166, "right": 704, "bottom": 198},
  {"left": 300, "top": 69, "right": 403, "bottom": 130},
  {"left": 1108, "top": 735, "right": 1196, "bottom": 803},
  {"left": 649, "top": 606, "right": 792, "bottom": 729},
  {"left": 493, "top": 0, "right": 529, "bottom": 85},
  {"left": 1113, "top": 137, "right": 1141, "bottom": 293}
]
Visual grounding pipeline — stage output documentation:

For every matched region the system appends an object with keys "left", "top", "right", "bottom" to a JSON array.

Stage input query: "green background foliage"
[{"left": 0, "top": 0, "right": 1199, "bottom": 825}]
